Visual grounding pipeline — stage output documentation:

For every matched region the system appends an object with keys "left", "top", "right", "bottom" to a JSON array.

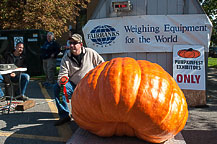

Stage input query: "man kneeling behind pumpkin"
[{"left": 54, "top": 33, "right": 104, "bottom": 126}]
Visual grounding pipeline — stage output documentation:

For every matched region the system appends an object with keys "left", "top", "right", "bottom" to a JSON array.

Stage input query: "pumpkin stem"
[{"left": 187, "top": 48, "right": 193, "bottom": 51}]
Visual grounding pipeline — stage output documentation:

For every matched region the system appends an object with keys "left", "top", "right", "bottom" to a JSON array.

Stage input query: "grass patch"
[
  {"left": 56, "top": 67, "right": 60, "bottom": 72},
  {"left": 208, "top": 57, "right": 217, "bottom": 68},
  {"left": 30, "top": 75, "right": 46, "bottom": 80},
  {"left": 30, "top": 67, "right": 60, "bottom": 80}
]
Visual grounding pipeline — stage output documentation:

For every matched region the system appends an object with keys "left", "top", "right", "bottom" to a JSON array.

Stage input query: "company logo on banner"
[
  {"left": 173, "top": 45, "right": 205, "bottom": 90},
  {"left": 87, "top": 25, "right": 120, "bottom": 47},
  {"left": 83, "top": 15, "right": 212, "bottom": 54}
]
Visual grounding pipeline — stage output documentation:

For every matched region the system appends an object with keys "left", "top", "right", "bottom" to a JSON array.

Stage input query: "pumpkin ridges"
[
  {"left": 135, "top": 128, "right": 174, "bottom": 143},
  {"left": 97, "top": 58, "right": 123, "bottom": 121},
  {"left": 102, "top": 58, "right": 122, "bottom": 105},
  {"left": 88, "top": 62, "right": 110, "bottom": 122},
  {"left": 98, "top": 57, "right": 141, "bottom": 122},
  {"left": 72, "top": 62, "right": 124, "bottom": 137},
  {"left": 158, "top": 78, "right": 188, "bottom": 136},
  {"left": 118, "top": 58, "right": 141, "bottom": 119},
  {"left": 158, "top": 89, "right": 182, "bottom": 132},
  {"left": 175, "top": 109, "right": 188, "bottom": 133},
  {"left": 114, "top": 122, "right": 135, "bottom": 137},
  {"left": 154, "top": 74, "right": 186, "bottom": 131},
  {"left": 147, "top": 75, "right": 187, "bottom": 142},
  {"left": 137, "top": 60, "right": 172, "bottom": 121},
  {"left": 71, "top": 62, "right": 108, "bottom": 123},
  {"left": 76, "top": 57, "right": 141, "bottom": 133},
  {"left": 131, "top": 61, "right": 173, "bottom": 139},
  {"left": 131, "top": 60, "right": 187, "bottom": 143}
]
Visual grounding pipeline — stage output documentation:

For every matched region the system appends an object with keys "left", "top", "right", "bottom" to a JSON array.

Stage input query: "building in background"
[{"left": 82, "top": 0, "right": 213, "bottom": 107}]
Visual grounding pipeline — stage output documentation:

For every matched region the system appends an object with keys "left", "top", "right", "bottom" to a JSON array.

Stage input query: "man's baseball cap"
[{"left": 70, "top": 34, "right": 82, "bottom": 43}]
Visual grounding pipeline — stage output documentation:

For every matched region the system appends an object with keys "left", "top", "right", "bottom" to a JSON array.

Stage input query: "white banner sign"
[
  {"left": 173, "top": 45, "right": 205, "bottom": 90},
  {"left": 83, "top": 14, "right": 212, "bottom": 54}
]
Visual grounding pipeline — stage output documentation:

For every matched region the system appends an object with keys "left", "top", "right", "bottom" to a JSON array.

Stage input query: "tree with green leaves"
[
  {"left": 199, "top": 0, "right": 217, "bottom": 46},
  {"left": 0, "top": 0, "right": 90, "bottom": 37}
]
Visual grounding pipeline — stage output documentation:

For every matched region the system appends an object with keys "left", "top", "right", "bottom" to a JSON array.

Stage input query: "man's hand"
[{"left": 10, "top": 73, "right": 16, "bottom": 77}]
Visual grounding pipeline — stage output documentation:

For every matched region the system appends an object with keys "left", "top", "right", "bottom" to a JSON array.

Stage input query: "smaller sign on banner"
[{"left": 173, "top": 45, "right": 205, "bottom": 90}]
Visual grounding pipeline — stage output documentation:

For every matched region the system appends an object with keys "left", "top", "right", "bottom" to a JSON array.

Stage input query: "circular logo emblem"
[{"left": 87, "top": 25, "right": 119, "bottom": 47}]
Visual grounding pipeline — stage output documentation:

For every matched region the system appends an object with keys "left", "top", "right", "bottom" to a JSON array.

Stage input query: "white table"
[
  {"left": 0, "top": 68, "right": 27, "bottom": 75},
  {"left": 0, "top": 68, "right": 27, "bottom": 113}
]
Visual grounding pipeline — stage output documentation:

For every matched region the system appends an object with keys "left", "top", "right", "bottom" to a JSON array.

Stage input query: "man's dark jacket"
[
  {"left": 41, "top": 40, "right": 60, "bottom": 59},
  {"left": 3, "top": 52, "right": 27, "bottom": 68},
  {"left": 1, "top": 51, "right": 27, "bottom": 83}
]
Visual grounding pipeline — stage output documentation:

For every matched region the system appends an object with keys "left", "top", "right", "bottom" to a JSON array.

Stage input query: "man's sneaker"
[
  {"left": 20, "top": 95, "right": 29, "bottom": 101},
  {"left": 14, "top": 95, "right": 29, "bottom": 101},
  {"left": 54, "top": 115, "right": 71, "bottom": 126}
]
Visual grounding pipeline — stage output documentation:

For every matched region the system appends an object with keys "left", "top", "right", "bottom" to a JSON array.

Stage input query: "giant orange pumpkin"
[{"left": 71, "top": 57, "right": 188, "bottom": 143}]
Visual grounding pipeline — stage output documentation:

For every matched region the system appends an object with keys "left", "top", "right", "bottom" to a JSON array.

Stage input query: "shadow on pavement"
[
  {"left": 26, "top": 80, "right": 55, "bottom": 99},
  {"left": 182, "top": 130, "right": 217, "bottom": 144},
  {"left": 0, "top": 111, "right": 78, "bottom": 144}
]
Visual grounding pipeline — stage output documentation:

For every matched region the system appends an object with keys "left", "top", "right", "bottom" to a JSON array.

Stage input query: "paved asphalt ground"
[
  {"left": 182, "top": 68, "right": 217, "bottom": 144},
  {"left": 0, "top": 81, "right": 78, "bottom": 144},
  {"left": 0, "top": 68, "right": 217, "bottom": 144}
]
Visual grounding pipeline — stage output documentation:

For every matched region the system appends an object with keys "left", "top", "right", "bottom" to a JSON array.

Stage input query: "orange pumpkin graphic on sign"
[{"left": 178, "top": 48, "right": 200, "bottom": 58}]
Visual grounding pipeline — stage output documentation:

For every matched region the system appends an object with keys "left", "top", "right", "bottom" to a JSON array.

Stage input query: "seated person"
[{"left": 2, "top": 42, "right": 30, "bottom": 101}]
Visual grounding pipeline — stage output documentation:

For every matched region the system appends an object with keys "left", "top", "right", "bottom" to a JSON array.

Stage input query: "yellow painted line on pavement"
[
  {"left": 0, "top": 83, "right": 73, "bottom": 142},
  {"left": 0, "top": 131, "right": 66, "bottom": 142},
  {"left": 39, "top": 83, "right": 73, "bottom": 140}
]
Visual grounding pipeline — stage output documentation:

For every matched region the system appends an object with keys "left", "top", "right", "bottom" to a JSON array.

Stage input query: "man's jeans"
[
  {"left": 54, "top": 81, "right": 76, "bottom": 119},
  {"left": 0, "top": 74, "right": 4, "bottom": 97},
  {"left": 10, "top": 73, "right": 30, "bottom": 96}
]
